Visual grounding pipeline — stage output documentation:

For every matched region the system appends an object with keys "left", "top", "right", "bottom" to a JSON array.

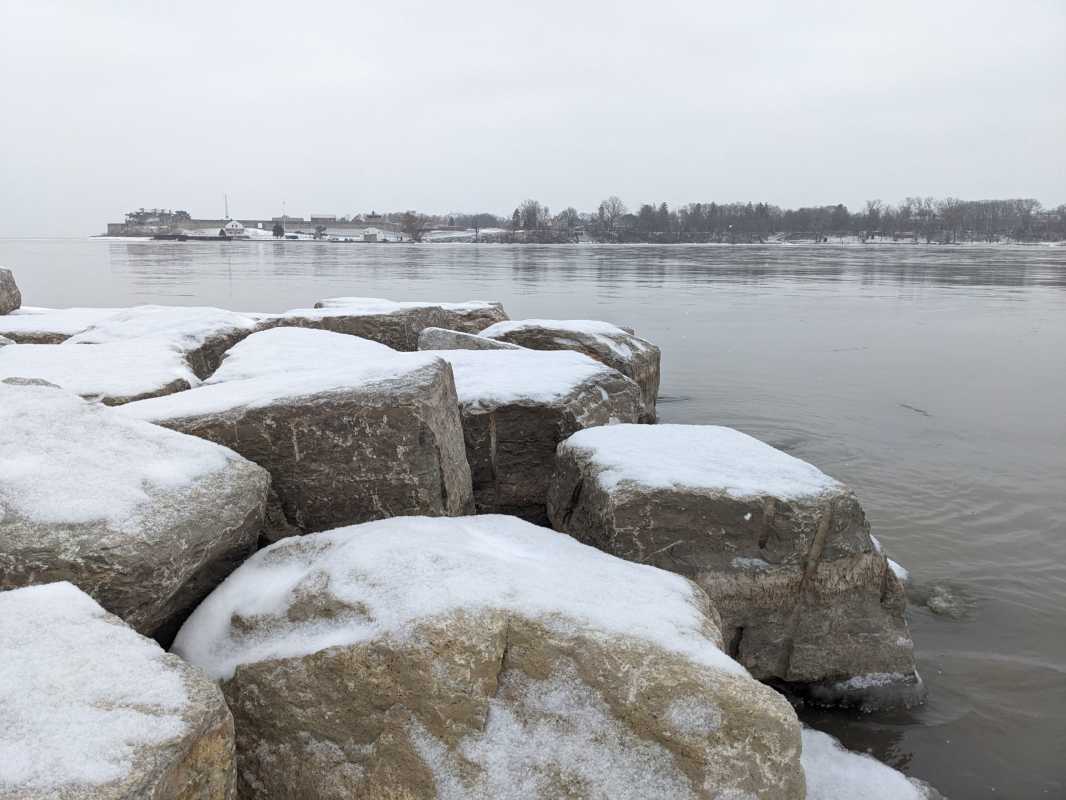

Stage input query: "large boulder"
[
  {"left": 275, "top": 297, "right": 508, "bottom": 350},
  {"left": 0, "top": 379, "right": 269, "bottom": 641},
  {"left": 0, "top": 340, "right": 199, "bottom": 404},
  {"left": 0, "top": 305, "right": 123, "bottom": 343},
  {"left": 417, "top": 326, "right": 523, "bottom": 351},
  {"left": 118, "top": 346, "right": 473, "bottom": 536},
  {"left": 172, "top": 515, "right": 805, "bottom": 800},
  {"left": 0, "top": 335, "right": 13, "bottom": 346},
  {"left": 481, "top": 319, "right": 661, "bottom": 422},
  {"left": 426, "top": 349, "right": 643, "bottom": 522},
  {"left": 68, "top": 305, "right": 264, "bottom": 379},
  {"left": 0, "top": 268, "right": 21, "bottom": 315},
  {"left": 0, "top": 582, "right": 236, "bottom": 799},
  {"left": 547, "top": 424, "right": 921, "bottom": 708}
]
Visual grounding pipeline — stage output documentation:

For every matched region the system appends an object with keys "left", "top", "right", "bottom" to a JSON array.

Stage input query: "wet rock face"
[
  {"left": 0, "top": 583, "right": 236, "bottom": 800},
  {"left": 172, "top": 516, "right": 805, "bottom": 800},
  {"left": 417, "top": 326, "right": 523, "bottom": 351},
  {"left": 480, "top": 319, "right": 661, "bottom": 422},
  {"left": 0, "top": 381, "right": 269, "bottom": 642},
  {"left": 119, "top": 358, "right": 474, "bottom": 535},
  {"left": 276, "top": 299, "right": 510, "bottom": 351},
  {"left": 0, "top": 268, "right": 20, "bottom": 315},
  {"left": 547, "top": 424, "right": 921, "bottom": 708}
]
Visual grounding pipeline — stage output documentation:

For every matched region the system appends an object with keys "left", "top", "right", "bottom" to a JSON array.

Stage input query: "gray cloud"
[{"left": 1, "top": 0, "right": 1063, "bottom": 234}]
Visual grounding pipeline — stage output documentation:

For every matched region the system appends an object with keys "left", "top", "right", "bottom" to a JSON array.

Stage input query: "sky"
[{"left": 1, "top": 0, "right": 1064, "bottom": 235}]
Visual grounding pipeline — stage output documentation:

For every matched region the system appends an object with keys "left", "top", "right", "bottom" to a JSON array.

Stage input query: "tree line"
[{"left": 386, "top": 197, "right": 1066, "bottom": 243}]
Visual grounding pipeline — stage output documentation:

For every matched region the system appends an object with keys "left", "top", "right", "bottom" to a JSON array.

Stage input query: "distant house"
[
  {"left": 220, "top": 219, "right": 246, "bottom": 238},
  {"left": 363, "top": 228, "right": 380, "bottom": 242}
]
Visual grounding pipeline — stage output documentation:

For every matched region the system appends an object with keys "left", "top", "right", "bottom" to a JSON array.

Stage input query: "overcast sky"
[{"left": 1, "top": 0, "right": 1063, "bottom": 235}]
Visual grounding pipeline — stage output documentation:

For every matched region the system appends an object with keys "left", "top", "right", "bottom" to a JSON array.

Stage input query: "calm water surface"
[{"left": 3, "top": 239, "right": 1065, "bottom": 799}]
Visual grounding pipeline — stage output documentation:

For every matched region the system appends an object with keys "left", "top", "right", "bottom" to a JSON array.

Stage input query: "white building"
[{"left": 220, "top": 219, "right": 245, "bottom": 238}]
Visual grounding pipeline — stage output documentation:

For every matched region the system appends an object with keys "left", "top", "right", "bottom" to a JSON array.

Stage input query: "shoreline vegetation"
[{"left": 107, "top": 196, "right": 1066, "bottom": 244}]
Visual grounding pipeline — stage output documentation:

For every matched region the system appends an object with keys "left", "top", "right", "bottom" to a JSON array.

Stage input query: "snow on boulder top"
[
  {"left": 560, "top": 424, "right": 844, "bottom": 500},
  {"left": 66, "top": 304, "right": 262, "bottom": 347},
  {"left": 801, "top": 728, "right": 932, "bottom": 800},
  {"left": 173, "top": 514, "right": 745, "bottom": 682},
  {"left": 424, "top": 349, "right": 623, "bottom": 409},
  {"left": 0, "top": 582, "right": 187, "bottom": 792},
  {"left": 207, "top": 327, "right": 395, "bottom": 384},
  {"left": 481, "top": 318, "right": 642, "bottom": 358},
  {"left": 0, "top": 306, "right": 124, "bottom": 340},
  {"left": 118, "top": 352, "right": 447, "bottom": 422},
  {"left": 0, "top": 380, "right": 236, "bottom": 531},
  {"left": 310, "top": 297, "right": 504, "bottom": 315},
  {"left": 0, "top": 339, "right": 198, "bottom": 404}
]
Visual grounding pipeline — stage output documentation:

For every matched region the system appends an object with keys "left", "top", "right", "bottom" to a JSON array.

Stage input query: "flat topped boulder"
[
  {"left": 173, "top": 515, "right": 803, "bottom": 800},
  {"left": 0, "top": 305, "right": 123, "bottom": 343},
  {"left": 426, "top": 349, "right": 643, "bottom": 521},
  {"left": 0, "top": 267, "right": 21, "bottom": 315},
  {"left": 548, "top": 424, "right": 920, "bottom": 708},
  {"left": 481, "top": 318, "right": 661, "bottom": 422},
  {"left": 68, "top": 305, "right": 264, "bottom": 379},
  {"left": 207, "top": 326, "right": 395, "bottom": 384},
  {"left": 0, "top": 339, "right": 199, "bottom": 404},
  {"left": 0, "top": 582, "right": 236, "bottom": 800},
  {"left": 277, "top": 297, "right": 508, "bottom": 350},
  {"left": 417, "top": 326, "right": 523, "bottom": 351},
  {"left": 0, "top": 380, "right": 269, "bottom": 640},
  {"left": 118, "top": 351, "right": 473, "bottom": 535}
]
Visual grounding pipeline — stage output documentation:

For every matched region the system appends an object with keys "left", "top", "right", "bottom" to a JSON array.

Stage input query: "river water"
[{"left": 3, "top": 238, "right": 1064, "bottom": 799}]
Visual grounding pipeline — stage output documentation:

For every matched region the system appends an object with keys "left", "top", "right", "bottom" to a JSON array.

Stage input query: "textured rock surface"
[
  {"left": 173, "top": 515, "right": 805, "bottom": 800},
  {"left": 67, "top": 305, "right": 263, "bottom": 379},
  {"left": 119, "top": 354, "right": 474, "bottom": 535},
  {"left": 0, "top": 306, "right": 123, "bottom": 343},
  {"left": 0, "top": 335, "right": 12, "bottom": 346},
  {"left": 481, "top": 318, "right": 661, "bottom": 422},
  {"left": 417, "top": 326, "right": 523, "bottom": 351},
  {"left": 548, "top": 424, "right": 921, "bottom": 707},
  {"left": 426, "top": 349, "right": 643, "bottom": 522},
  {"left": 0, "top": 582, "right": 235, "bottom": 800},
  {"left": 0, "top": 380, "right": 269, "bottom": 641},
  {"left": 0, "top": 340, "right": 198, "bottom": 404},
  {"left": 275, "top": 297, "right": 508, "bottom": 350},
  {"left": 0, "top": 268, "right": 20, "bottom": 315}
]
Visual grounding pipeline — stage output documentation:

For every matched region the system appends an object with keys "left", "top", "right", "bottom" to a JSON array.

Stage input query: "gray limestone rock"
[
  {"left": 0, "top": 582, "right": 235, "bottom": 799},
  {"left": 118, "top": 353, "right": 474, "bottom": 534},
  {"left": 547, "top": 424, "right": 922, "bottom": 709},
  {"left": 171, "top": 515, "right": 805, "bottom": 800},
  {"left": 427, "top": 349, "right": 643, "bottom": 522},
  {"left": 481, "top": 318, "right": 661, "bottom": 422},
  {"left": 274, "top": 297, "right": 509, "bottom": 351},
  {"left": 0, "top": 268, "right": 20, "bottom": 315},
  {"left": 417, "top": 326, "right": 523, "bottom": 351},
  {"left": 0, "top": 381, "right": 269, "bottom": 642}
]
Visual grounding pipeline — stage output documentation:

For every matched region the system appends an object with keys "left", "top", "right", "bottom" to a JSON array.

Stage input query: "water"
[{"left": 3, "top": 238, "right": 1065, "bottom": 798}]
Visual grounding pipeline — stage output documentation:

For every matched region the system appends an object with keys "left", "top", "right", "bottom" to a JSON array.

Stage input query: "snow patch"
[
  {"left": 172, "top": 515, "right": 745, "bottom": 682},
  {"left": 67, "top": 305, "right": 261, "bottom": 348},
  {"left": 0, "top": 306, "right": 124, "bottom": 339},
  {"left": 560, "top": 424, "right": 843, "bottom": 500},
  {"left": 312, "top": 296, "right": 502, "bottom": 315},
  {"left": 482, "top": 319, "right": 642, "bottom": 360},
  {"left": 801, "top": 728, "right": 929, "bottom": 800},
  {"left": 0, "top": 583, "right": 187, "bottom": 792}
]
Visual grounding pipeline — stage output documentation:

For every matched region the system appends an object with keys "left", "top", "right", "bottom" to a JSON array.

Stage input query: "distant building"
[
  {"left": 272, "top": 214, "right": 305, "bottom": 223},
  {"left": 221, "top": 219, "right": 246, "bottom": 238},
  {"left": 310, "top": 214, "right": 337, "bottom": 224},
  {"left": 363, "top": 228, "right": 380, "bottom": 242}
]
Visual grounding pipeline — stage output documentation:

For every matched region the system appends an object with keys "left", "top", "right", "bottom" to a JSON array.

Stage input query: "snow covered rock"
[
  {"left": 0, "top": 380, "right": 269, "bottom": 640},
  {"left": 0, "top": 268, "right": 21, "bottom": 315},
  {"left": 172, "top": 515, "right": 805, "bottom": 800},
  {"left": 0, "top": 340, "right": 198, "bottom": 404},
  {"left": 0, "top": 335, "right": 12, "bottom": 346},
  {"left": 275, "top": 297, "right": 508, "bottom": 351},
  {"left": 426, "top": 349, "right": 643, "bottom": 521},
  {"left": 118, "top": 352, "right": 473, "bottom": 535},
  {"left": 417, "top": 326, "right": 523, "bottom": 351},
  {"left": 67, "top": 305, "right": 263, "bottom": 379},
  {"left": 0, "top": 582, "right": 236, "bottom": 799},
  {"left": 547, "top": 424, "right": 921, "bottom": 708},
  {"left": 481, "top": 319, "right": 661, "bottom": 422},
  {"left": 801, "top": 728, "right": 944, "bottom": 800},
  {"left": 0, "top": 305, "right": 123, "bottom": 343}
]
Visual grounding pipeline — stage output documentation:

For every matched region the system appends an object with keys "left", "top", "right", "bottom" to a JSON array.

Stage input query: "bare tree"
[
  {"left": 598, "top": 196, "right": 627, "bottom": 230},
  {"left": 399, "top": 211, "right": 429, "bottom": 242}
]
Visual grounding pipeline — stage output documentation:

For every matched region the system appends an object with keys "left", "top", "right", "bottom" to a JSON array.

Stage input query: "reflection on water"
[{"left": 3, "top": 239, "right": 1066, "bottom": 799}]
